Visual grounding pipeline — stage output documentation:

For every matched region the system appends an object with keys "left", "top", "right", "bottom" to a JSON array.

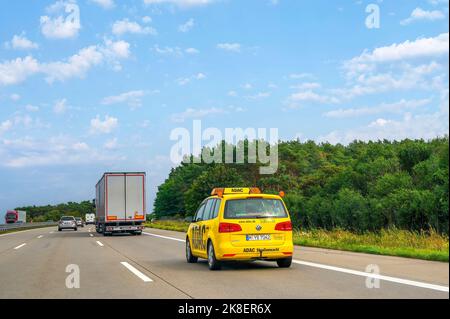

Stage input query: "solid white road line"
[
  {"left": 14, "top": 243, "right": 26, "bottom": 250},
  {"left": 142, "top": 230, "right": 449, "bottom": 293},
  {"left": 96, "top": 241, "right": 104, "bottom": 247},
  {"left": 120, "top": 262, "right": 153, "bottom": 282},
  {"left": 49, "top": 231, "right": 54, "bottom": 234},
  {"left": 292, "top": 260, "right": 449, "bottom": 293},
  {"left": 142, "top": 232, "right": 185, "bottom": 242},
  {"left": 37, "top": 235, "right": 43, "bottom": 239}
]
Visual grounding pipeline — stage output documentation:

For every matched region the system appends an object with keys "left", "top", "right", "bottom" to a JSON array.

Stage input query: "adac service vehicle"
[
  {"left": 95, "top": 172, "right": 146, "bottom": 236},
  {"left": 186, "top": 187, "right": 294, "bottom": 270},
  {"left": 58, "top": 216, "right": 77, "bottom": 231}
]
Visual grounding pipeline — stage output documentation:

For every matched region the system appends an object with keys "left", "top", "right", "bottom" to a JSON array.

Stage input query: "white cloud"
[
  {"left": 176, "top": 73, "right": 206, "bottom": 85},
  {"left": 401, "top": 8, "right": 446, "bottom": 25},
  {"left": 242, "top": 83, "right": 253, "bottom": 90},
  {"left": 288, "top": 90, "right": 340, "bottom": 105},
  {"left": 142, "top": 16, "right": 152, "bottom": 23},
  {"left": 143, "top": 0, "right": 215, "bottom": 7},
  {"left": 344, "top": 33, "right": 449, "bottom": 77},
  {"left": 171, "top": 107, "right": 224, "bottom": 122},
  {"left": 289, "top": 73, "right": 312, "bottom": 79},
  {"left": 102, "top": 39, "right": 131, "bottom": 59},
  {"left": 104, "top": 138, "right": 118, "bottom": 150},
  {"left": 25, "top": 104, "right": 39, "bottom": 112},
  {"left": 43, "top": 46, "right": 104, "bottom": 83},
  {"left": 179, "top": 18, "right": 195, "bottom": 32},
  {"left": 0, "top": 135, "right": 124, "bottom": 168},
  {"left": 0, "top": 120, "right": 12, "bottom": 136},
  {"left": 10, "top": 93, "right": 21, "bottom": 101},
  {"left": 228, "top": 90, "right": 237, "bottom": 97},
  {"left": 5, "top": 34, "right": 39, "bottom": 50},
  {"left": 246, "top": 92, "right": 271, "bottom": 100},
  {"left": 0, "top": 56, "right": 40, "bottom": 86},
  {"left": 194, "top": 73, "right": 206, "bottom": 80},
  {"left": 185, "top": 47, "right": 199, "bottom": 54},
  {"left": 90, "top": 115, "right": 118, "bottom": 134},
  {"left": 40, "top": 1, "right": 81, "bottom": 39},
  {"left": 101, "top": 90, "right": 148, "bottom": 108},
  {"left": 72, "top": 142, "right": 89, "bottom": 151},
  {"left": 53, "top": 98, "right": 68, "bottom": 114},
  {"left": 290, "top": 82, "right": 321, "bottom": 90},
  {"left": 153, "top": 45, "right": 183, "bottom": 57},
  {"left": 217, "top": 43, "right": 241, "bottom": 53},
  {"left": 0, "top": 40, "right": 131, "bottom": 85},
  {"left": 333, "top": 61, "right": 443, "bottom": 100},
  {"left": 112, "top": 19, "right": 157, "bottom": 36},
  {"left": 324, "top": 98, "right": 432, "bottom": 118},
  {"left": 90, "top": 0, "right": 115, "bottom": 9},
  {"left": 318, "top": 92, "right": 449, "bottom": 144}
]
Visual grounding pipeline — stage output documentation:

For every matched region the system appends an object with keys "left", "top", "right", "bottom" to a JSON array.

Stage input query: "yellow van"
[{"left": 186, "top": 187, "right": 294, "bottom": 270}]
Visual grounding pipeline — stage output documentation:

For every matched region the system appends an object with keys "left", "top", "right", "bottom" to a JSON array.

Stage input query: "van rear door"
[
  {"left": 106, "top": 174, "right": 126, "bottom": 221},
  {"left": 125, "top": 174, "right": 145, "bottom": 221}
]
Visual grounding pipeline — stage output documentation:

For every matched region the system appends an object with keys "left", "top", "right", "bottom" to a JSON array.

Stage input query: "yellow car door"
[
  {"left": 190, "top": 202, "right": 207, "bottom": 256},
  {"left": 199, "top": 199, "right": 217, "bottom": 257}
]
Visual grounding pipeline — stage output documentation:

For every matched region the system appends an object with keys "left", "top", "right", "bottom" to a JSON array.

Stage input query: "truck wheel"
[
  {"left": 207, "top": 242, "right": 221, "bottom": 270},
  {"left": 277, "top": 257, "right": 292, "bottom": 268},
  {"left": 186, "top": 238, "right": 198, "bottom": 263},
  {"left": 74, "top": 227, "right": 78, "bottom": 231},
  {"left": 58, "top": 228, "right": 61, "bottom": 232}
]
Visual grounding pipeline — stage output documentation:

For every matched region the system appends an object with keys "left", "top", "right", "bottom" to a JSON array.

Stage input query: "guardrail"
[{"left": 0, "top": 222, "right": 57, "bottom": 232}]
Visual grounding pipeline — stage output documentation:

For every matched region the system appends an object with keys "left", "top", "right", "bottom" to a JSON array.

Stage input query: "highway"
[{"left": 0, "top": 226, "right": 448, "bottom": 299}]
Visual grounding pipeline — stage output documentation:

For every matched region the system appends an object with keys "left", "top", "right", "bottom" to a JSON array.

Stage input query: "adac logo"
[{"left": 256, "top": 224, "right": 262, "bottom": 231}]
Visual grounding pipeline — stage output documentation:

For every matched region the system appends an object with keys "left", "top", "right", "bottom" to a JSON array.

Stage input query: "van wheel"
[
  {"left": 186, "top": 238, "right": 198, "bottom": 263},
  {"left": 277, "top": 257, "right": 292, "bottom": 268},
  {"left": 207, "top": 242, "right": 221, "bottom": 270}
]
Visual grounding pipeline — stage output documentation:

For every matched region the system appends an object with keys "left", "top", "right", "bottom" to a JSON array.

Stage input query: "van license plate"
[{"left": 246, "top": 234, "right": 271, "bottom": 241}]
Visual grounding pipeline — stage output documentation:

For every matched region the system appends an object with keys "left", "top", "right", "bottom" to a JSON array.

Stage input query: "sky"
[{"left": 0, "top": 0, "right": 449, "bottom": 220}]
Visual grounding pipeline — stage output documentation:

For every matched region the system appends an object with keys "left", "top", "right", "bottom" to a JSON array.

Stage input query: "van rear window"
[{"left": 224, "top": 198, "right": 288, "bottom": 219}]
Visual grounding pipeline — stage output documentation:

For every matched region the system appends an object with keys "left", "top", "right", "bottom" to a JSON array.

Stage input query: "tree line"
[
  {"left": 153, "top": 138, "right": 449, "bottom": 234},
  {"left": 15, "top": 201, "right": 95, "bottom": 222}
]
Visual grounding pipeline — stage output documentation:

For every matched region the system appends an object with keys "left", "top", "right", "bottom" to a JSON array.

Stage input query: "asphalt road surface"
[{"left": 0, "top": 226, "right": 448, "bottom": 299}]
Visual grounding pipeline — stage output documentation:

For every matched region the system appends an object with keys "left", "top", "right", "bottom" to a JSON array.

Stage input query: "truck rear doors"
[{"left": 106, "top": 173, "right": 145, "bottom": 221}]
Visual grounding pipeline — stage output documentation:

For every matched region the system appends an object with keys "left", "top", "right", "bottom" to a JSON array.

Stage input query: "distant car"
[
  {"left": 58, "top": 216, "right": 77, "bottom": 231},
  {"left": 75, "top": 217, "right": 85, "bottom": 228}
]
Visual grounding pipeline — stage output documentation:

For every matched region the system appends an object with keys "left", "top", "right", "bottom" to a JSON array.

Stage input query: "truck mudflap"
[{"left": 106, "top": 225, "right": 144, "bottom": 232}]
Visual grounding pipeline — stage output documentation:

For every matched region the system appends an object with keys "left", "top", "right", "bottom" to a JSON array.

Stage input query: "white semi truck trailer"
[{"left": 95, "top": 172, "right": 146, "bottom": 236}]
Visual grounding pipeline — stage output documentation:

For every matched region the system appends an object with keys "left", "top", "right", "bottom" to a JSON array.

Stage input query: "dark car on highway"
[{"left": 75, "top": 217, "right": 85, "bottom": 228}]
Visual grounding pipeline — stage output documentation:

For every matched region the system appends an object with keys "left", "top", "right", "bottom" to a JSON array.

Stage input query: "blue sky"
[{"left": 0, "top": 0, "right": 448, "bottom": 219}]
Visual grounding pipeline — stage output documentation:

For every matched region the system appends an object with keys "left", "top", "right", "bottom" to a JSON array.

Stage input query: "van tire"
[
  {"left": 207, "top": 242, "right": 221, "bottom": 270},
  {"left": 186, "top": 238, "right": 198, "bottom": 263},
  {"left": 277, "top": 257, "right": 292, "bottom": 268}
]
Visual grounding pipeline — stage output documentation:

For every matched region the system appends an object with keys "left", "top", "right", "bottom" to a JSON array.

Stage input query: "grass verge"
[{"left": 144, "top": 220, "right": 449, "bottom": 262}]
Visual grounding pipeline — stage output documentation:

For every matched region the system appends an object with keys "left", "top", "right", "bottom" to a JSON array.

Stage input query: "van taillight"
[
  {"left": 219, "top": 223, "right": 242, "bottom": 233},
  {"left": 275, "top": 221, "right": 292, "bottom": 231}
]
